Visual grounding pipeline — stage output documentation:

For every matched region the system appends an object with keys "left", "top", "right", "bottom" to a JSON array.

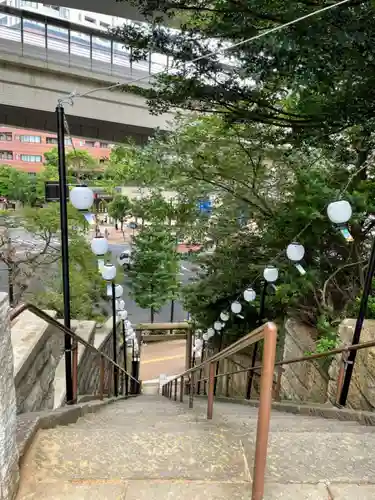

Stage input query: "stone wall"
[
  {"left": 280, "top": 319, "right": 329, "bottom": 404},
  {"left": 0, "top": 293, "right": 19, "bottom": 500},
  {"left": 328, "top": 319, "right": 375, "bottom": 410},
  {"left": 12, "top": 310, "right": 62, "bottom": 414},
  {"left": 78, "top": 318, "right": 130, "bottom": 397}
]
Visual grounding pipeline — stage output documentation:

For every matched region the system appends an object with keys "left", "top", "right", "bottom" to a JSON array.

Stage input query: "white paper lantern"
[
  {"left": 220, "top": 311, "right": 229, "bottom": 322},
  {"left": 116, "top": 299, "right": 126, "bottom": 311},
  {"left": 214, "top": 321, "right": 223, "bottom": 331},
  {"left": 91, "top": 236, "right": 108, "bottom": 256},
  {"left": 286, "top": 242, "right": 305, "bottom": 262},
  {"left": 327, "top": 200, "right": 352, "bottom": 224},
  {"left": 70, "top": 185, "right": 94, "bottom": 211},
  {"left": 207, "top": 328, "right": 215, "bottom": 338},
  {"left": 118, "top": 310, "right": 128, "bottom": 320},
  {"left": 231, "top": 301, "right": 242, "bottom": 314},
  {"left": 263, "top": 266, "right": 279, "bottom": 283},
  {"left": 203, "top": 333, "right": 208, "bottom": 341},
  {"left": 115, "top": 284, "right": 123, "bottom": 298},
  {"left": 101, "top": 264, "right": 116, "bottom": 281},
  {"left": 195, "top": 338, "right": 203, "bottom": 349},
  {"left": 244, "top": 288, "right": 256, "bottom": 302}
]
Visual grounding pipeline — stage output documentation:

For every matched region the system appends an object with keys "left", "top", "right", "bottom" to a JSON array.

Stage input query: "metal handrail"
[
  {"left": 162, "top": 322, "right": 277, "bottom": 500},
  {"left": 10, "top": 303, "right": 140, "bottom": 401}
]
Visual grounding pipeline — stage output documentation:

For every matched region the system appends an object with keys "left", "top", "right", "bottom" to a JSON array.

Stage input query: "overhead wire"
[
  {"left": 58, "top": 0, "right": 353, "bottom": 106},
  {"left": 57, "top": 0, "right": 358, "bottom": 333}
]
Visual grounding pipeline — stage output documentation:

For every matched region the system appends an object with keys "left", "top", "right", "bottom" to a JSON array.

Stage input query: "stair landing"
[{"left": 16, "top": 396, "right": 375, "bottom": 499}]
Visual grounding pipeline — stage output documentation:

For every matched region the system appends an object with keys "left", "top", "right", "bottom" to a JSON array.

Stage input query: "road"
[
  {"left": 140, "top": 339, "right": 186, "bottom": 381},
  {"left": 0, "top": 231, "right": 198, "bottom": 325}
]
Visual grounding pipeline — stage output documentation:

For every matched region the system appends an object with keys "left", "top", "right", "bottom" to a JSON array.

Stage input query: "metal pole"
[
  {"left": 247, "top": 281, "right": 267, "bottom": 399},
  {"left": 122, "top": 320, "right": 128, "bottom": 397},
  {"left": 339, "top": 237, "right": 375, "bottom": 406},
  {"left": 111, "top": 282, "right": 118, "bottom": 397},
  {"left": 56, "top": 104, "right": 74, "bottom": 405}
]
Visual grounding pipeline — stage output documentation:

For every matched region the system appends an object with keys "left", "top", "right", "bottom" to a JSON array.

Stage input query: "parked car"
[{"left": 118, "top": 246, "right": 133, "bottom": 270}]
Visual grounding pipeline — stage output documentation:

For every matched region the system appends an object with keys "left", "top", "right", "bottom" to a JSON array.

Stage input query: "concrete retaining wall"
[{"left": 12, "top": 309, "right": 62, "bottom": 414}]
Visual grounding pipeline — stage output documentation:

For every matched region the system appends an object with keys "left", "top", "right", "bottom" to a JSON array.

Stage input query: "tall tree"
[
  {"left": 128, "top": 224, "right": 180, "bottom": 322},
  {"left": 108, "top": 194, "right": 132, "bottom": 231}
]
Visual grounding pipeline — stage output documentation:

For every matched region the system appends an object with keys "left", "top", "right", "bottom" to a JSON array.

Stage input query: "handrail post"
[
  {"left": 99, "top": 355, "right": 105, "bottom": 401},
  {"left": 180, "top": 376, "right": 184, "bottom": 402},
  {"left": 174, "top": 378, "right": 177, "bottom": 401},
  {"left": 252, "top": 323, "right": 277, "bottom": 500},
  {"left": 189, "top": 372, "right": 194, "bottom": 408},
  {"left": 207, "top": 362, "right": 215, "bottom": 420}
]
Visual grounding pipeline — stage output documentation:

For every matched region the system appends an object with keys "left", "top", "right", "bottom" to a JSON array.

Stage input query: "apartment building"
[{"left": 0, "top": 126, "right": 112, "bottom": 173}]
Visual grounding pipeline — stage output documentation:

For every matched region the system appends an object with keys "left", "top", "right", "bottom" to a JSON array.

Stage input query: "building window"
[
  {"left": 28, "top": 172, "right": 37, "bottom": 177},
  {"left": 65, "top": 138, "right": 72, "bottom": 146},
  {"left": 84, "top": 15, "right": 96, "bottom": 24},
  {"left": 46, "top": 136, "right": 58, "bottom": 145},
  {"left": 0, "top": 16, "right": 8, "bottom": 26},
  {"left": 0, "top": 132, "right": 12, "bottom": 141},
  {"left": 100, "top": 142, "right": 109, "bottom": 148},
  {"left": 21, "top": 1, "right": 38, "bottom": 7},
  {"left": 19, "top": 135, "right": 41, "bottom": 143},
  {"left": 79, "top": 140, "right": 84, "bottom": 146},
  {"left": 0, "top": 151, "right": 13, "bottom": 160},
  {"left": 21, "top": 154, "right": 42, "bottom": 162},
  {"left": 85, "top": 140, "right": 96, "bottom": 147},
  {"left": 100, "top": 21, "right": 110, "bottom": 29}
]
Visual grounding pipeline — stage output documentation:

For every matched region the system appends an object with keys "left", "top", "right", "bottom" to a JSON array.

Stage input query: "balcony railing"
[{"left": 0, "top": 5, "right": 169, "bottom": 82}]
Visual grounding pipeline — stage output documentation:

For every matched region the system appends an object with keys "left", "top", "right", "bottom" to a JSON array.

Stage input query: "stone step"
[{"left": 16, "top": 396, "right": 375, "bottom": 500}]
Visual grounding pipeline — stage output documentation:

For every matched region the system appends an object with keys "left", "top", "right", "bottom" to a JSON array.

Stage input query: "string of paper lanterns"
[{"left": 196, "top": 199, "right": 354, "bottom": 346}]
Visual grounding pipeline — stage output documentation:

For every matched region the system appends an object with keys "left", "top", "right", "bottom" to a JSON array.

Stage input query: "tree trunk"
[{"left": 170, "top": 299, "right": 175, "bottom": 322}]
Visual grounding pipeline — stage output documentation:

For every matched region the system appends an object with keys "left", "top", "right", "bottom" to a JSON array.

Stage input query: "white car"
[{"left": 118, "top": 247, "right": 133, "bottom": 269}]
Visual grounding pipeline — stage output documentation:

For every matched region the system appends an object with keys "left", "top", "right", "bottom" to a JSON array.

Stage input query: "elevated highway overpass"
[{"left": 0, "top": 6, "right": 173, "bottom": 142}]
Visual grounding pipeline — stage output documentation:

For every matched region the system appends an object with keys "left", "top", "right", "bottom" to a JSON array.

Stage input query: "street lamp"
[
  {"left": 286, "top": 242, "right": 306, "bottom": 275},
  {"left": 247, "top": 265, "right": 279, "bottom": 400},
  {"left": 56, "top": 100, "right": 95, "bottom": 405},
  {"left": 101, "top": 264, "right": 120, "bottom": 397}
]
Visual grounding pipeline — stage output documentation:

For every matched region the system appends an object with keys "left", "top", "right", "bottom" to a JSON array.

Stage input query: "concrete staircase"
[{"left": 16, "top": 395, "right": 375, "bottom": 499}]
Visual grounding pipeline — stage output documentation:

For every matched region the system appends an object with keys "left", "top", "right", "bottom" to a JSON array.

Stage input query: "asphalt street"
[{"left": 0, "top": 232, "right": 197, "bottom": 325}]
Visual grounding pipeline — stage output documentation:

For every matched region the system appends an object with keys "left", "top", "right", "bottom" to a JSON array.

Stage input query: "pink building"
[{"left": 0, "top": 126, "right": 112, "bottom": 174}]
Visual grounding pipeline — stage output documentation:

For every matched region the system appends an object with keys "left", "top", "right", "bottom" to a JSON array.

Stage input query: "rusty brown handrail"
[
  {"left": 10, "top": 303, "right": 140, "bottom": 401},
  {"left": 162, "top": 322, "right": 277, "bottom": 500}
]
